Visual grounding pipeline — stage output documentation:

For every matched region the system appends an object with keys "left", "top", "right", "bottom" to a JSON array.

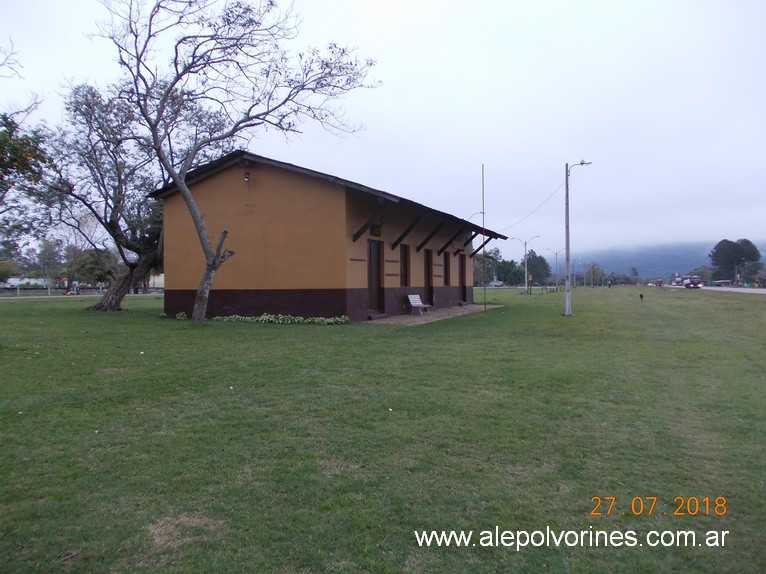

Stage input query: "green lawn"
[{"left": 1, "top": 287, "right": 764, "bottom": 573}]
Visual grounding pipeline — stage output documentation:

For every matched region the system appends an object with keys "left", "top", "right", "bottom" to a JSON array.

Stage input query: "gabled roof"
[{"left": 152, "top": 150, "right": 507, "bottom": 244}]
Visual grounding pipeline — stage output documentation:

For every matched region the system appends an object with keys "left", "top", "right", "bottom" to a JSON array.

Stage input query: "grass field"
[{"left": 1, "top": 287, "right": 764, "bottom": 573}]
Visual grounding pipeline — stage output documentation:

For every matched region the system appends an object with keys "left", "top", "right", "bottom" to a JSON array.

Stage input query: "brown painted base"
[{"left": 164, "top": 286, "right": 473, "bottom": 322}]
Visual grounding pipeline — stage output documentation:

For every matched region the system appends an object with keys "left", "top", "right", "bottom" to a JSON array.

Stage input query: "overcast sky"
[{"left": 3, "top": 0, "right": 764, "bottom": 261}]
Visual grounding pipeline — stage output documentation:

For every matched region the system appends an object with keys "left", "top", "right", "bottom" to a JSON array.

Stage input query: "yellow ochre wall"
[
  {"left": 163, "top": 161, "right": 475, "bottom": 317},
  {"left": 163, "top": 165, "right": 348, "bottom": 290},
  {"left": 344, "top": 190, "right": 474, "bottom": 290}
]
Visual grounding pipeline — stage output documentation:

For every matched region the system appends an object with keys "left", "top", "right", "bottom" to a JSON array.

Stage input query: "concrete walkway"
[{"left": 366, "top": 304, "right": 501, "bottom": 325}]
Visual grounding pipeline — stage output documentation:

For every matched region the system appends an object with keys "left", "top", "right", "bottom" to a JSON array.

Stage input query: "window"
[
  {"left": 443, "top": 252, "right": 451, "bottom": 286},
  {"left": 400, "top": 244, "right": 410, "bottom": 287}
]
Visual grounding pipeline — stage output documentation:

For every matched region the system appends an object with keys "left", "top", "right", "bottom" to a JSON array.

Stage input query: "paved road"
[{"left": 670, "top": 286, "right": 766, "bottom": 295}]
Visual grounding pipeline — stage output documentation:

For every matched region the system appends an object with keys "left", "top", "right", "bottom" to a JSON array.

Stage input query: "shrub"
[{"left": 211, "top": 313, "right": 349, "bottom": 325}]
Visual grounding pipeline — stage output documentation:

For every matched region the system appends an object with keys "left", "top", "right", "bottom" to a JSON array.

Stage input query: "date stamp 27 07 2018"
[{"left": 590, "top": 496, "right": 727, "bottom": 517}]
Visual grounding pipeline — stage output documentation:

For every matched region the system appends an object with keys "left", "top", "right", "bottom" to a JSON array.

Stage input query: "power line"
[{"left": 499, "top": 180, "right": 565, "bottom": 232}]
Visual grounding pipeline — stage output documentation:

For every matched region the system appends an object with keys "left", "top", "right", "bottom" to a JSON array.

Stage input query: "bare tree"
[
  {"left": 0, "top": 39, "right": 22, "bottom": 79},
  {"left": 54, "top": 213, "right": 105, "bottom": 291},
  {"left": 36, "top": 237, "right": 64, "bottom": 286},
  {"left": 1, "top": 39, "right": 42, "bottom": 119},
  {"left": 99, "top": 0, "right": 376, "bottom": 324}
]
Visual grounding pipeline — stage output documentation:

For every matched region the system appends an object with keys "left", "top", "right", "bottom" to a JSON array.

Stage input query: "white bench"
[{"left": 407, "top": 294, "right": 432, "bottom": 315}]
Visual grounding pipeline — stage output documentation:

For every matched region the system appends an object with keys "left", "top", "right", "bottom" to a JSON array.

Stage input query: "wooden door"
[
  {"left": 367, "top": 240, "right": 383, "bottom": 312},
  {"left": 424, "top": 249, "right": 434, "bottom": 304},
  {"left": 459, "top": 253, "right": 467, "bottom": 302}
]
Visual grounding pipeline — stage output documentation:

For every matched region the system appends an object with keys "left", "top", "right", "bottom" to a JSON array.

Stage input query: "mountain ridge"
[{"left": 552, "top": 240, "right": 766, "bottom": 280}]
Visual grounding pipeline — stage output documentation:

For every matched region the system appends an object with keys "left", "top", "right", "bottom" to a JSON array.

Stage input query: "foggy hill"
[{"left": 556, "top": 241, "right": 766, "bottom": 281}]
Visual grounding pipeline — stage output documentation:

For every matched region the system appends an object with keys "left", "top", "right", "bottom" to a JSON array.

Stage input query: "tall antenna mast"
[{"left": 482, "top": 164, "right": 486, "bottom": 311}]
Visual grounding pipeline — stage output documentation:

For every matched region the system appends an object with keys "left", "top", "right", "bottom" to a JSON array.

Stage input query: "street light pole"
[
  {"left": 564, "top": 160, "right": 591, "bottom": 316},
  {"left": 512, "top": 235, "right": 539, "bottom": 294},
  {"left": 547, "top": 248, "right": 563, "bottom": 290}
]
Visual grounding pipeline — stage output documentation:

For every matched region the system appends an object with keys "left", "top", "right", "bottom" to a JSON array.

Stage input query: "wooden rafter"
[
  {"left": 416, "top": 222, "right": 445, "bottom": 252},
  {"left": 470, "top": 236, "right": 494, "bottom": 258},
  {"left": 438, "top": 228, "right": 465, "bottom": 256},
  {"left": 463, "top": 231, "right": 479, "bottom": 247},
  {"left": 391, "top": 214, "right": 424, "bottom": 250},
  {"left": 352, "top": 205, "right": 388, "bottom": 242}
]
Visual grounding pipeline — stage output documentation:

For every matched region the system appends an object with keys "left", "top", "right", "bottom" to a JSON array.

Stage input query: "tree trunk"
[
  {"left": 88, "top": 251, "right": 159, "bottom": 311},
  {"left": 89, "top": 267, "right": 134, "bottom": 311},
  {"left": 191, "top": 263, "right": 218, "bottom": 325},
  {"left": 190, "top": 230, "right": 233, "bottom": 325}
]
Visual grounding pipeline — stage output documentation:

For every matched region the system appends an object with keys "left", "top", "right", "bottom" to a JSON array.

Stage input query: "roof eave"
[{"left": 150, "top": 150, "right": 507, "bottom": 240}]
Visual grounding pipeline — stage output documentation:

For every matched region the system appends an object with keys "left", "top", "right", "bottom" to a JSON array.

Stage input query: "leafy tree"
[
  {"left": 497, "top": 258, "right": 523, "bottom": 286},
  {"left": 710, "top": 239, "right": 762, "bottom": 282},
  {"left": 0, "top": 259, "right": 19, "bottom": 283},
  {"left": 473, "top": 248, "right": 526, "bottom": 286},
  {"left": 523, "top": 250, "right": 551, "bottom": 286},
  {"left": 78, "top": 248, "right": 119, "bottom": 285},
  {"left": 41, "top": 213, "right": 109, "bottom": 290},
  {"left": 1, "top": 42, "right": 49, "bottom": 248},
  {"left": 0, "top": 113, "right": 49, "bottom": 248},
  {"left": 473, "top": 248, "right": 499, "bottom": 286},
  {"left": 37, "top": 238, "right": 63, "bottom": 286},
  {"left": 630, "top": 267, "right": 640, "bottom": 285},
  {"left": 0, "top": 237, "right": 22, "bottom": 263},
  {"left": 99, "top": 0, "right": 376, "bottom": 324},
  {"left": 44, "top": 84, "right": 164, "bottom": 310},
  {"left": 583, "top": 262, "right": 606, "bottom": 286},
  {"left": 743, "top": 260, "right": 765, "bottom": 284},
  {"left": 64, "top": 244, "right": 86, "bottom": 291},
  {"left": 688, "top": 266, "right": 714, "bottom": 282},
  {"left": 709, "top": 239, "right": 738, "bottom": 280}
]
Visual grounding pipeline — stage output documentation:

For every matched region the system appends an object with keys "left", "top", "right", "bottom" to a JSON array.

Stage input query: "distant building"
[
  {"left": 148, "top": 273, "right": 164, "bottom": 289},
  {"left": 153, "top": 151, "right": 506, "bottom": 321},
  {"left": 4, "top": 277, "right": 48, "bottom": 288}
]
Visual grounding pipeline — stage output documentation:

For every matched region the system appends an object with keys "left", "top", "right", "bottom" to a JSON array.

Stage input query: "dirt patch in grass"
[
  {"left": 97, "top": 366, "right": 134, "bottom": 375},
  {"left": 403, "top": 550, "right": 440, "bottom": 572},
  {"left": 317, "top": 455, "right": 363, "bottom": 478},
  {"left": 146, "top": 514, "right": 224, "bottom": 550}
]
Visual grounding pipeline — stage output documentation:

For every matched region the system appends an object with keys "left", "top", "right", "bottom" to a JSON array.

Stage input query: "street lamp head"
[
  {"left": 567, "top": 160, "right": 592, "bottom": 175},
  {"left": 511, "top": 235, "right": 539, "bottom": 246}
]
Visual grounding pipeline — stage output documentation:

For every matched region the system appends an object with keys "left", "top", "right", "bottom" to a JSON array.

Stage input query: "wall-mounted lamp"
[{"left": 243, "top": 171, "right": 251, "bottom": 183}]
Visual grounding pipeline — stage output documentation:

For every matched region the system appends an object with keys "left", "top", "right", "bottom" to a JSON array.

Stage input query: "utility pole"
[
  {"left": 512, "top": 235, "right": 539, "bottom": 294},
  {"left": 564, "top": 160, "right": 591, "bottom": 316},
  {"left": 482, "top": 164, "right": 486, "bottom": 310},
  {"left": 547, "top": 248, "right": 562, "bottom": 290}
]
